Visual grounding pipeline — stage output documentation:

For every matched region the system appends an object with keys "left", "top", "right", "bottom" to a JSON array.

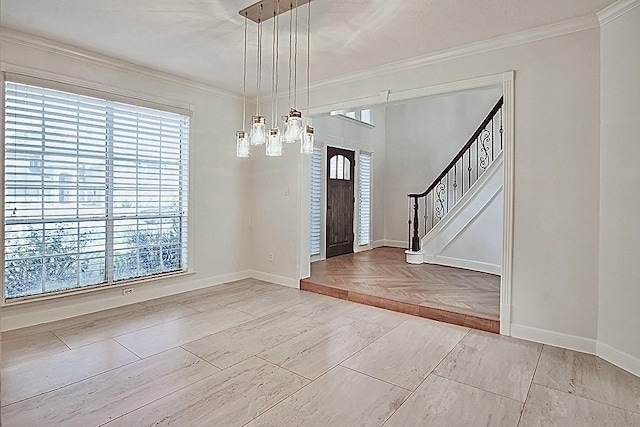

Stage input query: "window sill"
[
  {"left": 2, "top": 270, "right": 196, "bottom": 306},
  {"left": 332, "top": 114, "right": 375, "bottom": 128}
]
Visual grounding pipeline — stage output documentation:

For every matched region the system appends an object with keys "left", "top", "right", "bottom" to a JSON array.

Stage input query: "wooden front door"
[{"left": 326, "top": 147, "right": 355, "bottom": 258}]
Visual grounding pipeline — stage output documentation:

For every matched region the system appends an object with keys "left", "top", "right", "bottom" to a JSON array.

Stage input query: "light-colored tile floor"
[{"left": 1, "top": 279, "right": 638, "bottom": 426}]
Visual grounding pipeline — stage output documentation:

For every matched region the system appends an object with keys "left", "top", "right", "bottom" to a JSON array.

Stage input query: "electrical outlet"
[
  {"left": 122, "top": 288, "right": 133, "bottom": 296},
  {"left": 269, "top": 252, "right": 274, "bottom": 262}
]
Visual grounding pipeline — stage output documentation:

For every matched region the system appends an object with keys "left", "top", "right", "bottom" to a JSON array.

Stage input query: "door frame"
[
  {"left": 298, "top": 71, "right": 515, "bottom": 336},
  {"left": 325, "top": 146, "right": 356, "bottom": 258}
]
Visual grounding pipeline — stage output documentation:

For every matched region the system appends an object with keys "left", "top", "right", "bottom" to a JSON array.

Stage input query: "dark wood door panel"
[{"left": 326, "top": 147, "right": 355, "bottom": 258}]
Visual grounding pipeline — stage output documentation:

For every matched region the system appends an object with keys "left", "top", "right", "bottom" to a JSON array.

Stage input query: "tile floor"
[{"left": 1, "top": 279, "right": 639, "bottom": 426}]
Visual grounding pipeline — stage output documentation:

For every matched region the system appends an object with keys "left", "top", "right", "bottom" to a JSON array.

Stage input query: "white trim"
[
  {"left": 431, "top": 256, "right": 501, "bottom": 275},
  {"left": 318, "top": 135, "right": 375, "bottom": 154},
  {"left": 500, "top": 71, "right": 515, "bottom": 336},
  {"left": 0, "top": 270, "right": 252, "bottom": 331},
  {"left": 0, "top": 27, "right": 240, "bottom": 100},
  {"left": 383, "top": 239, "right": 408, "bottom": 248},
  {"left": 250, "top": 270, "right": 299, "bottom": 289},
  {"left": 311, "top": 73, "right": 515, "bottom": 337},
  {"left": 387, "top": 74, "right": 504, "bottom": 105},
  {"left": 2, "top": 63, "right": 194, "bottom": 114},
  {"left": 309, "top": 73, "right": 505, "bottom": 118},
  {"left": 597, "top": 342, "right": 640, "bottom": 378},
  {"left": 598, "top": 0, "right": 640, "bottom": 26},
  {"left": 307, "top": 16, "right": 596, "bottom": 97},
  {"left": 372, "top": 240, "right": 385, "bottom": 248},
  {"left": 511, "top": 324, "right": 598, "bottom": 354}
]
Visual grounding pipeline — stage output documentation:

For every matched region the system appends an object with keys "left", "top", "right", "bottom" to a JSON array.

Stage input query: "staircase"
[{"left": 406, "top": 97, "right": 504, "bottom": 274}]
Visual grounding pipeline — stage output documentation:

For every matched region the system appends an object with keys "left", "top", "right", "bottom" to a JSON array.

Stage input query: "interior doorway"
[{"left": 326, "top": 147, "right": 355, "bottom": 258}]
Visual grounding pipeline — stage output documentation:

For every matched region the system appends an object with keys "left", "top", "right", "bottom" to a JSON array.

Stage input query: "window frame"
[
  {"left": 357, "top": 151, "right": 372, "bottom": 247},
  {"left": 0, "top": 69, "right": 195, "bottom": 304}
]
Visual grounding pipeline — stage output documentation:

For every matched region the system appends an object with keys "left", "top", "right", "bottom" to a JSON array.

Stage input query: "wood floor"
[
  {"left": 302, "top": 247, "right": 501, "bottom": 333},
  {"left": 2, "top": 279, "right": 639, "bottom": 426}
]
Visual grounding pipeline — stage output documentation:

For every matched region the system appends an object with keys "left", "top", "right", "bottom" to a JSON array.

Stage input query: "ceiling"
[{"left": 1, "top": 0, "right": 615, "bottom": 94}]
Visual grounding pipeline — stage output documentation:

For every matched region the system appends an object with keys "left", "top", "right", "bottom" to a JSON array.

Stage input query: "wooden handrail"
[{"left": 408, "top": 96, "right": 503, "bottom": 198}]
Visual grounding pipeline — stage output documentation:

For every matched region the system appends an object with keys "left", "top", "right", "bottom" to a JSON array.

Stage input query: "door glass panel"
[
  {"left": 344, "top": 158, "right": 351, "bottom": 180},
  {"left": 336, "top": 155, "right": 344, "bottom": 179},
  {"left": 329, "top": 155, "right": 338, "bottom": 179}
]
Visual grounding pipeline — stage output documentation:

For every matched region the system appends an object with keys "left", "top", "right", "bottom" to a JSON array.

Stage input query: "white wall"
[
  {"left": 253, "top": 28, "right": 602, "bottom": 343},
  {"left": 0, "top": 32, "right": 252, "bottom": 329},
  {"left": 384, "top": 86, "right": 503, "bottom": 243},
  {"left": 598, "top": 4, "right": 640, "bottom": 373}
]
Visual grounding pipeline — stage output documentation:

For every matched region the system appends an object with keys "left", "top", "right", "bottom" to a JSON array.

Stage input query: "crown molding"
[
  {"left": 598, "top": 0, "right": 640, "bottom": 25},
  {"left": 0, "top": 27, "right": 242, "bottom": 100},
  {"left": 308, "top": 15, "right": 597, "bottom": 94}
]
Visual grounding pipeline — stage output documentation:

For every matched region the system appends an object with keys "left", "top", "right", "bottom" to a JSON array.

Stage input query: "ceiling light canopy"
[{"left": 237, "top": 0, "right": 313, "bottom": 158}]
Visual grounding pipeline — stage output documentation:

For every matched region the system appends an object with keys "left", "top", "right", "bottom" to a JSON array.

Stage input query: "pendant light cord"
[
  {"left": 294, "top": 0, "right": 298, "bottom": 108},
  {"left": 306, "top": 0, "right": 310, "bottom": 114},
  {"left": 275, "top": 1, "right": 280, "bottom": 124},
  {"left": 288, "top": 3, "right": 293, "bottom": 112},
  {"left": 242, "top": 13, "right": 248, "bottom": 129},
  {"left": 257, "top": 5, "right": 263, "bottom": 116}
]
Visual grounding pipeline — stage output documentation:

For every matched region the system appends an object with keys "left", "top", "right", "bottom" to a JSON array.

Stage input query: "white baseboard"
[
  {"left": 433, "top": 256, "right": 502, "bottom": 275},
  {"left": 383, "top": 239, "right": 408, "bottom": 248},
  {"left": 597, "top": 341, "right": 640, "bottom": 378},
  {"left": 372, "top": 240, "right": 385, "bottom": 248},
  {"left": 1, "top": 270, "right": 252, "bottom": 332},
  {"left": 510, "top": 324, "right": 597, "bottom": 354},
  {"left": 250, "top": 270, "right": 299, "bottom": 289}
]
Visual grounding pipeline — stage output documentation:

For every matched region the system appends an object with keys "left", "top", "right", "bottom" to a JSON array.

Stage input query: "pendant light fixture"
[{"left": 237, "top": 0, "right": 313, "bottom": 158}]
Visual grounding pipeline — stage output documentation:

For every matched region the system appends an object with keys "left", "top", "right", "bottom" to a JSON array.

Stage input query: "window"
[
  {"left": 360, "top": 109, "right": 371, "bottom": 124},
  {"left": 329, "top": 154, "right": 351, "bottom": 180},
  {"left": 310, "top": 146, "right": 322, "bottom": 256},
  {"left": 4, "top": 80, "right": 190, "bottom": 300},
  {"left": 329, "top": 108, "right": 373, "bottom": 126},
  {"left": 358, "top": 152, "right": 371, "bottom": 246}
]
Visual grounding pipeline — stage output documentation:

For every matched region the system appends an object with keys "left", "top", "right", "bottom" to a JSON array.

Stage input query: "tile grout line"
[
  {"left": 49, "top": 330, "right": 73, "bottom": 351},
  {"left": 532, "top": 381, "right": 640, "bottom": 417},
  {"left": 1, "top": 338, "right": 146, "bottom": 409},
  {"left": 432, "top": 327, "right": 472, "bottom": 373},
  {"left": 179, "top": 345, "right": 223, "bottom": 371},
  {"left": 338, "top": 364, "right": 413, "bottom": 392},
  {"left": 239, "top": 364, "right": 343, "bottom": 427},
  {"left": 253, "top": 354, "right": 313, "bottom": 381},
  {"left": 97, "top": 361, "right": 224, "bottom": 427},
  {"left": 516, "top": 343, "right": 544, "bottom": 426},
  {"left": 431, "top": 372, "right": 524, "bottom": 404}
]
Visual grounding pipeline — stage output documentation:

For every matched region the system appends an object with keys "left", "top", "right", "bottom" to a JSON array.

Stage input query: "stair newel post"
[
  {"left": 407, "top": 196, "right": 412, "bottom": 250},
  {"left": 411, "top": 196, "right": 421, "bottom": 252}
]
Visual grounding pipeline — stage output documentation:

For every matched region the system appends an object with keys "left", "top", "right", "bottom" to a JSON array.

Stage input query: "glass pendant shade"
[
  {"left": 301, "top": 125, "right": 314, "bottom": 154},
  {"left": 250, "top": 116, "right": 267, "bottom": 146},
  {"left": 266, "top": 128, "right": 282, "bottom": 156},
  {"left": 283, "top": 109, "right": 303, "bottom": 143},
  {"left": 281, "top": 115, "right": 290, "bottom": 142},
  {"left": 236, "top": 131, "right": 250, "bottom": 158}
]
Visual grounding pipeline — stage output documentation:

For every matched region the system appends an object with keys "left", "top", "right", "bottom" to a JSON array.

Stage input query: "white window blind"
[
  {"left": 358, "top": 152, "right": 371, "bottom": 246},
  {"left": 4, "top": 81, "right": 189, "bottom": 300},
  {"left": 310, "top": 146, "right": 322, "bottom": 256}
]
